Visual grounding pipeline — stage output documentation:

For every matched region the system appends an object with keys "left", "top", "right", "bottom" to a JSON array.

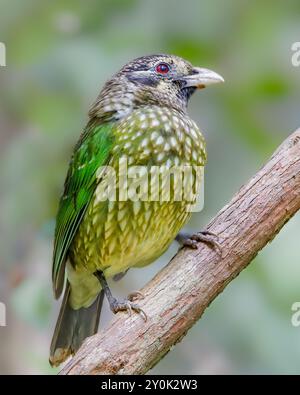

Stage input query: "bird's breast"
[
  {"left": 112, "top": 105, "right": 207, "bottom": 167},
  {"left": 71, "top": 106, "right": 206, "bottom": 275}
]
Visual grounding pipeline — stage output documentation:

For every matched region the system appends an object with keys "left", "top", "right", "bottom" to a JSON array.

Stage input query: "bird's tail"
[{"left": 49, "top": 281, "right": 104, "bottom": 367}]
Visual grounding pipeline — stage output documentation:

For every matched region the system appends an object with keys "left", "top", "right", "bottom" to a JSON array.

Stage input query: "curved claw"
[
  {"left": 199, "top": 230, "right": 219, "bottom": 239},
  {"left": 111, "top": 299, "right": 147, "bottom": 322},
  {"left": 95, "top": 270, "right": 148, "bottom": 322},
  {"left": 192, "top": 233, "right": 223, "bottom": 256},
  {"left": 179, "top": 230, "right": 223, "bottom": 257},
  {"left": 127, "top": 291, "right": 145, "bottom": 302},
  {"left": 131, "top": 304, "right": 147, "bottom": 322},
  {"left": 181, "top": 238, "right": 198, "bottom": 249}
]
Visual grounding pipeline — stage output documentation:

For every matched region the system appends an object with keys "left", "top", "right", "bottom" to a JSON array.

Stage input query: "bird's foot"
[
  {"left": 110, "top": 295, "right": 147, "bottom": 322},
  {"left": 176, "top": 230, "right": 223, "bottom": 256},
  {"left": 94, "top": 270, "right": 147, "bottom": 321}
]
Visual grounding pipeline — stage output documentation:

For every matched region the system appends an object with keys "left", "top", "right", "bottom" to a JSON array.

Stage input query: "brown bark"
[{"left": 60, "top": 129, "right": 300, "bottom": 375}]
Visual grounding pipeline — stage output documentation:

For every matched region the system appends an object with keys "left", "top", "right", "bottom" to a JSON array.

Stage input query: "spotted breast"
[{"left": 70, "top": 105, "right": 206, "bottom": 287}]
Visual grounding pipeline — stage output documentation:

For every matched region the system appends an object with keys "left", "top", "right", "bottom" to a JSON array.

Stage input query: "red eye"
[{"left": 155, "top": 63, "right": 170, "bottom": 74}]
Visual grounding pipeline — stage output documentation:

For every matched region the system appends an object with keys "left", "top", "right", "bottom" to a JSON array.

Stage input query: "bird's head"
[{"left": 89, "top": 54, "right": 224, "bottom": 120}]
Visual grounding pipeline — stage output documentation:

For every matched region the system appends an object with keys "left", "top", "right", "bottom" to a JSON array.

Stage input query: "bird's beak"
[{"left": 182, "top": 67, "right": 224, "bottom": 89}]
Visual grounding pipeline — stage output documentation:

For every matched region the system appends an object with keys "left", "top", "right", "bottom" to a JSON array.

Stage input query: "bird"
[{"left": 49, "top": 54, "right": 224, "bottom": 366}]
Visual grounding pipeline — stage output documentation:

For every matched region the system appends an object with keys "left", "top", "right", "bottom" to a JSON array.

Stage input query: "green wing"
[{"left": 52, "top": 121, "right": 114, "bottom": 298}]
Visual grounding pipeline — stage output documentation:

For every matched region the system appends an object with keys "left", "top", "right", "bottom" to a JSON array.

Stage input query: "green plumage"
[
  {"left": 52, "top": 122, "right": 114, "bottom": 298},
  {"left": 50, "top": 54, "right": 223, "bottom": 366}
]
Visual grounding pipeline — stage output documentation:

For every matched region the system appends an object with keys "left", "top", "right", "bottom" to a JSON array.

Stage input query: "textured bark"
[{"left": 60, "top": 129, "right": 300, "bottom": 375}]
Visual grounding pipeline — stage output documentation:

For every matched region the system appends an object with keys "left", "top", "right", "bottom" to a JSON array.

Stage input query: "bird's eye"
[{"left": 155, "top": 62, "right": 170, "bottom": 75}]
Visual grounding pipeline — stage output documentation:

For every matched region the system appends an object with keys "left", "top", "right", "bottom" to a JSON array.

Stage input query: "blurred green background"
[{"left": 1, "top": 0, "right": 300, "bottom": 375}]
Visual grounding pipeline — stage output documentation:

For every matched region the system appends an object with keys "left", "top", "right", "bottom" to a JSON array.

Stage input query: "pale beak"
[{"left": 182, "top": 67, "right": 224, "bottom": 89}]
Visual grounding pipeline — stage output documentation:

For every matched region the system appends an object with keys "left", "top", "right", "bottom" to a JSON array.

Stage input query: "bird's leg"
[
  {"left": 176, "top": 230, "right": 223, "bottom": 256},
  {"left": 94, "top": 270, "right": 147, "bottom": 321}
]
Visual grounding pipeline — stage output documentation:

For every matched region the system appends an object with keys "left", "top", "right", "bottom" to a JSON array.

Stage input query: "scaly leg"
[{"left": 94, "top": 270, "right": 147, "bottom": 321}]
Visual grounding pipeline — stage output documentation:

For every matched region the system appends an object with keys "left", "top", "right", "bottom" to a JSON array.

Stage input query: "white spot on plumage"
[
  {"left": 141, "top": 138, "right": 149, "bottom": 148},
  {"left": 190, "top": 128, "right": 199, "bottom": 141},
  {"left": 121, "top": 97, "right": 132, "bottom": 106},
  {"left": 157, "top": 152, "right": 165, "bottom": 162},
  {"left": 92, "top": 214, "right": 99, "bottom": 226},
  {"left": 164, "top": 123, "right": 171, "bottom": 132},
  {"left": 166, "top": 158, "right": 172, "bottom": 168},
  {"left": 174, "top": 156, "right": 180, "bottom": 166},
  {"left": 103, "top": 105, "right": 113, "bottom": 112},
  {"left": 142, "top": 148, "right": 151, "bottom": 157},
  {"left": 114, "top": 103, "right": 122, "bottom": 111},
  {"left": 179, "top": 118, "right": 185, "bottom": 128},
  {"left": 164, "top": 142, "right": 171, "bottom": 151},
  {"left": 128, "top": 156, "right": 134, "bottom": 165},
  {"left": 151, "top": 119, "right": 160, "bottom": 127},
  {"left": 170, "top": 136, "right": 177, "bottom": 148},
  {"left": 156, "top": 136, "right": 164, "bottom": 146},
  {"left": 151, "top": 131, "right": 159, "bottom": 141},
  {"left": 173, "top": 116, "right": 179, "bottom": 126},
  {"left": 86, "top": 224, "right": 91, "bottom": 235},
  {"left": 177, "top": 130, "right": 184, "bottom": 142}
]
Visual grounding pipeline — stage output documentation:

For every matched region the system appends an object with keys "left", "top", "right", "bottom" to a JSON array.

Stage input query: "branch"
[{"left": 60, "top": 129, "right": 300, "bottom": 375}]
